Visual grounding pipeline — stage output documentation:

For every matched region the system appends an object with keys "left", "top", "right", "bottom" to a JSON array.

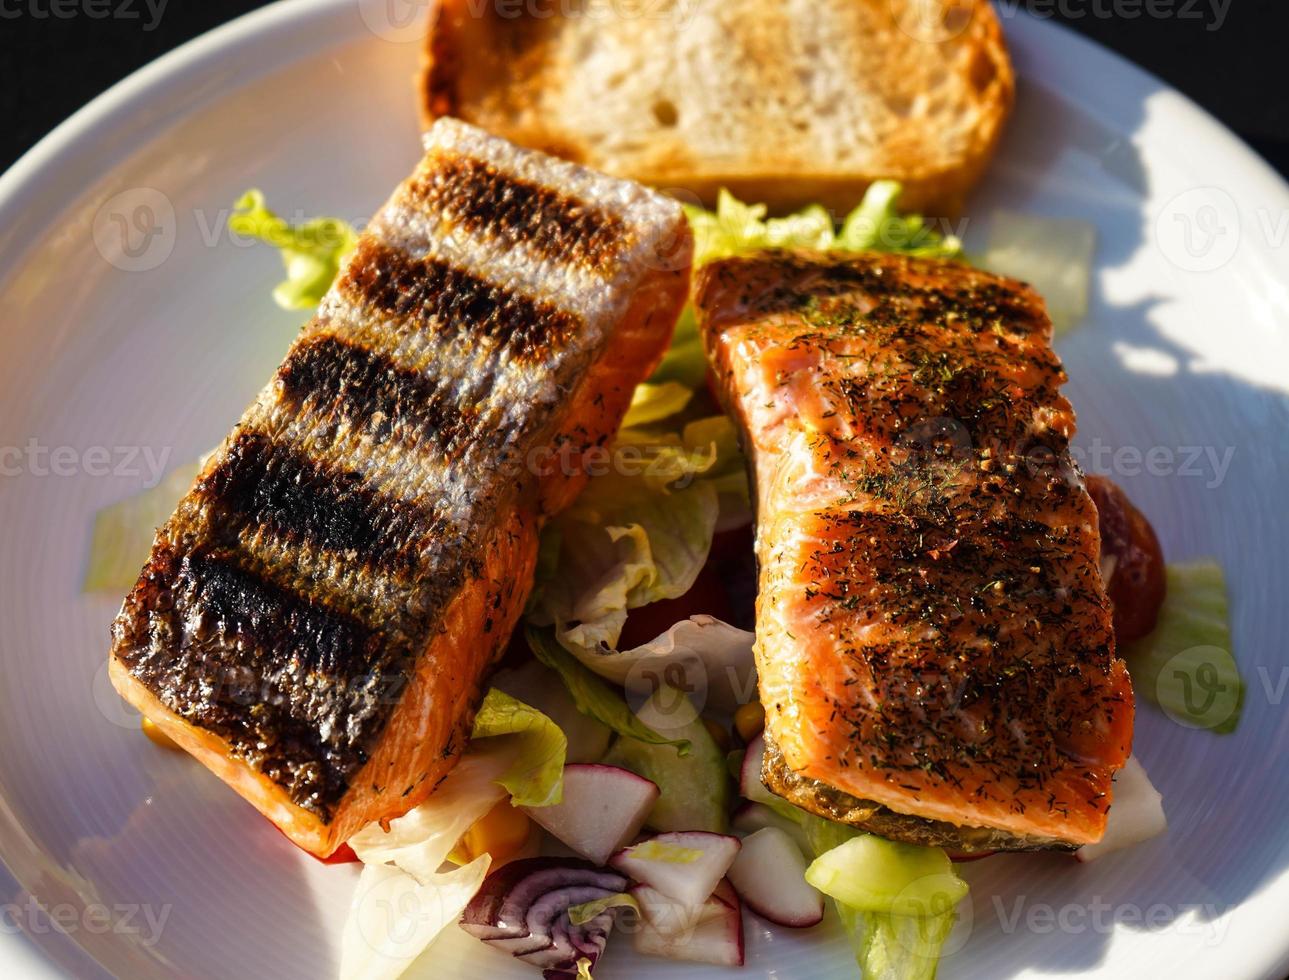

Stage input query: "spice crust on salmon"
[{"left": 696, "top": 250, "right": 1133, "bottom": 850}]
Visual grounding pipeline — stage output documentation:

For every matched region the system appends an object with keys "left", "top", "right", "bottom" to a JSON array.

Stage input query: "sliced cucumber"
[
  {"left": 602, "top": 685, "right": 730, "bottom": 834},
  {"left": 805, "top": 834, "right": 967, "bottom": 918}
]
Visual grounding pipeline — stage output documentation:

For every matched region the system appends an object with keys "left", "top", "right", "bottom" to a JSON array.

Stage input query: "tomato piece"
[
  {"left": 273, "top": 823, "right": 360, "bottom": 864},
  {"left": 318, "top": 842, "right": 360, "bottom": 865},
  {"left": 1085, "top": 475, "right": 1166, "bottom": 644}
]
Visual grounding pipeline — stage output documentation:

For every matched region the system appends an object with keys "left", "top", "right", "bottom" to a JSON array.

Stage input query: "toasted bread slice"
[{"left": 422, "top": 0, "right": 1014, "bottom": 216}]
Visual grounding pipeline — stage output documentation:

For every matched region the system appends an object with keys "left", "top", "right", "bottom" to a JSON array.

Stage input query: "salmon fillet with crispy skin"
[
  {"left": 697, "top": 250, "right": 1133, "bottom": 851},
  {"left": 109, "top": 119, "right": 692, "bottom": 857}
]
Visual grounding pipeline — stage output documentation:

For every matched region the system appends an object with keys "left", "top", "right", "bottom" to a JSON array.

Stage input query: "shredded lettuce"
[
  {"left": 343, "top": 690, "right": 566, "bottom": 979},
  {"left": 1124, "top": 560, "right": 1242, "bottom": 734},
  {"left": 470, "top": 688, "right": 568, "bottom": 807},
  {"left": 981, "top": 210, "right": 1095, "bottom": 335},
  {"left": 601, "top": 685, "right": 731, "bottom": 834},
  {"left": 685, "top": 183, "right": 963, "bottom": 266},
  {"left": 525, "top": 627, "right": 690, "bottom": 755},
  {"left": 528, "top": 434, "right": 723, "bottom": 653},
  {"left": 621, "top": 380, "right": 694, "bottom": 428},
  {"left": 341, "top": 855, "right": 490, "bottom": 980},
  {"left": 82, "top": 458, "right": 203, "bottom": 591},
  {"left": 561, "top": 615, "right": 755, "bottom": 716},
  {"left": 228, "top": 189, "right": 357, "bottom": 310},
  {"left": 490, "top": 659, "right": 613, "bottom": 764},
  {"left": 646, "top": 307, "right": 708, "bottom": 388},
  {"left": 796, "top": 816, "right": 965, "bottom": 980},
  {"left": 344, "top": 755, "right": 505, "bottom": 980}
]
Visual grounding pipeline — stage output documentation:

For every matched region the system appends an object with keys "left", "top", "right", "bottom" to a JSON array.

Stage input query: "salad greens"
[
  {"left": 684, "top": 182, "right": 963, "bottom": 265},
  {"left": 88, "top": 183, "right": 1234, "bottom": 980},
  {"left": 228, "top": 190, "right": 357, "bottom": 309},
  {"left": 602, "top": 685, "right": 732, "bottom": 834},
  {"left": 470, "top": 688, "right": 568, "bottom": 807},
  {"left": 345, "top": 690, "right": 567, "bottom": 980},
  {"left": 1123, "top": 560, "right": 1243, "bottom": 734},
  {"left": 525, "top": 627, "right": 691, "bottom": 755}
]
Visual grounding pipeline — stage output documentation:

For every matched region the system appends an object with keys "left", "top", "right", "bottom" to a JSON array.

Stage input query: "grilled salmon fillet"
[
  {"left": 108, "top": 119, "right": 692, "bottom": 857},
  {"left": 696, "top": 251, "right": 1133, "bottom": 850}
]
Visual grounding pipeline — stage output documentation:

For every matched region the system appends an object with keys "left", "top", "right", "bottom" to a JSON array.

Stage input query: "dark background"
[{"left": 0, "top": 0, "right": 1287, "bottom": 179}]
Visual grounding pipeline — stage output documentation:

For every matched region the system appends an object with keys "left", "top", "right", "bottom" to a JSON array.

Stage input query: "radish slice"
[
  {"left": 1076, "top": 756, "right": 1167, "bottom": 862},
  {"left": 731, "top": 801, "right": 810, "bottom": 853},
  {"left": 610, "top": 831, "right": 741, "bottom": 909},
  {"left": 738, "top": 734, "right": 781, "bottom": 808},
  {"left": 727, "top": 827, "right": 824, "bottom": 928},
  {"left": 631, "top": 880, "right": 744, "bottom": 966},
  {"left": 522, "top": 764, "right": 659, "bottom": 865}
]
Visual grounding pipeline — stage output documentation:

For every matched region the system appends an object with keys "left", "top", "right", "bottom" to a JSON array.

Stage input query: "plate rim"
[{"left": 1, "top": 1, "right": 1287, "bottom": 977}]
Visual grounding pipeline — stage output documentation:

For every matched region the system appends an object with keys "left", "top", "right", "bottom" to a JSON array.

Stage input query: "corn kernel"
[
  {"left": 448, "top": 799, "right": 531, "bottom": 866},
  {"left": 734, "top": 701, "right": 766, "bottom": 743}
]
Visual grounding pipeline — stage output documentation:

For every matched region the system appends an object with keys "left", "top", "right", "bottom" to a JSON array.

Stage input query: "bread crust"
[{"left": 421, "top": 0, "right": 1014, "bottom": 217}]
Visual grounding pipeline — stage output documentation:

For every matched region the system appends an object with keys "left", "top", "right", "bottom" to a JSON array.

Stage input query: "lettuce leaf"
[
  {"left": 621, "top": 380, "right": 694, "bottom": 428},
  {"left": 342, "top": 690, "right": 566, "bottom": 979},
  {"left": 470, "top": 688, "right": 568, "bottom": 808},
  {"left": 559, "top": 615, "right": 755, "bottom": 716},
  {"left": 525, "top": 627, "right": 690, "bottom": 755},
  {"left": 601, "top": 684, "right": 731, "bottom": 833},
  {"left": 981, "top": 210, "right": 1095, "bottom": 335},
  {"left": 340, "top": 855, "right": 490, "bottom": 980},
  {"left": 528, "top": 430, "right": 724, "bottom": 650},
  {"left": 344, "top": 754, "right": 505, "bottom": 980},
  {"left": 798, "top": 817, "right": 966, "bottom": 980},
  {"left": 228, "top": 189, "right": 357, "bottom": 310},
  {"left": 646, "top": 307, "right": 707, "bottom": 388},
  {"left": 526, "top": 414, "right": 747, "bottom": 688},
  {"left": 685, "top": 183, "right": 963, "bottom": 266},
  {"left": 1123, "top": 560, "right": 1242, "bottom": 734},
  {"left": 82, "top": 458, "right": 203, "bottom": 591}
]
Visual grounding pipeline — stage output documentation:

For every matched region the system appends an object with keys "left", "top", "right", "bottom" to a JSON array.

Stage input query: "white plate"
[{"left": 1, "top": 2, "right": 1287, "bottom": 978}]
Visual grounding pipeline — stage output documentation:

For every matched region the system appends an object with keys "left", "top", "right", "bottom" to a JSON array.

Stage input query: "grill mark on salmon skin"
[
  {"left": 197, "top": 430, "right": 449, "bottom": 575},
  {"left": 277, "top": 335, "right": 480, "bottom": 455},
  {"left": 408, "top": 155, "right": 628, "bottom": 269},
  {"left": 107, "top": 118, "right": 694, "bottom": 856},
  {"left": 112, "top": 542, "right": 409, "bottom": 820},
  {"left": 340, "top": 239, "right": 582, "bottom": 362}
]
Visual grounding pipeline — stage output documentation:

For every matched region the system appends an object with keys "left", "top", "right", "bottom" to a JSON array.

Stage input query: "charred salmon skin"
[
  {"left": 696, "top": 251, "right": 1133, "bottom": 850},
  {"left": 108, "top": 118, "right": 692, "bottom": 857}
]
